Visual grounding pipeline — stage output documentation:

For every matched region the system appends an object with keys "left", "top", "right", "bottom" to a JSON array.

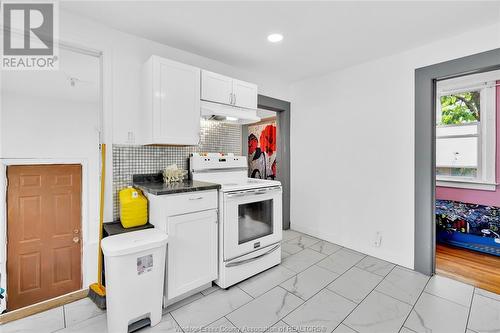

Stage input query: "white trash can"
[{"left": 101, "top": 229, "right": 168, "bottom": 333}]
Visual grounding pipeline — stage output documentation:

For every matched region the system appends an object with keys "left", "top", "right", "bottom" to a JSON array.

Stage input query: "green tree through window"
[{"left": 439, "top": 91, "right": 480, "bottom": 125}]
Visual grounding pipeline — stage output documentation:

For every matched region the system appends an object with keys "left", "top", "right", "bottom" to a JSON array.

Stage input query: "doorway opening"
[
  {"left": 414, "top": 48, "right": 500, "bottom": 294},
  {"left": 242, "top": 95, "right": 291, "bottom": 230},
  {"left": 247, "top": 111, "right": 278, "bottom": 180},
  {"left": 434, "top": 70, "right": 500, "bottom": 293}
]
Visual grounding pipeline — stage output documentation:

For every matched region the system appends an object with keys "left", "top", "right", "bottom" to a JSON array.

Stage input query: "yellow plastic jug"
[{"left": 119, "top": 187, "right": 148, "bottom": 228}]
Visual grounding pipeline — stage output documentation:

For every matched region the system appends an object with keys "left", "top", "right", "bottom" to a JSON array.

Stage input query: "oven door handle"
[
  {"left": 225, "top": 244, "right": 280, "bottom": 267},
  {"left": 226, "top": 192, "right": 249, "bottom": 198}
]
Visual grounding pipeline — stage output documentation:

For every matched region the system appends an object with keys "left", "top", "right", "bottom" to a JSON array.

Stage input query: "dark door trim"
[
  {"left": 242, "top": 95, "right": 291, "bottom": 229},
  {"left": 414, "top": 48, "right": 500, "bottom": 275}
]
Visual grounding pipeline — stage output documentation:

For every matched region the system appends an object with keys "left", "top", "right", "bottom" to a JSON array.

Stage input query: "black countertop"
[{"left": 133, "top": 173, "right": 221, "bottom": 195}]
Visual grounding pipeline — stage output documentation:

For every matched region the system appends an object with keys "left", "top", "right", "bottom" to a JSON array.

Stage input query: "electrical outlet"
[{"left": 373, "top": 232, "right": 382, "bottom": 247}]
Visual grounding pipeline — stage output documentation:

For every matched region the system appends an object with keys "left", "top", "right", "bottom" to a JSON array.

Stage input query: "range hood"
[{"left": 201, "top": 100, "right": 260, "bottom": 125}]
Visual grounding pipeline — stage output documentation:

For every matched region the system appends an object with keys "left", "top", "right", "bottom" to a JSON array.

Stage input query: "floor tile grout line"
[
  {"left": 473, "top": 288, "right": 500, "bottom": 302},
  {"left": 399, "top": 326, "right": 418, "bottom": 333},
  {"left": 223, "top": 315, "right": 243, "bottom": 333},
  {"left": 165, "top": 292, "right": 206, "bottom": 315},
  {"left": 280, "top": 269, "right": 339, "bottom": 303},
  {"left": 267, "top": 285, "right": 308, "bottom": 333},
  {"left": 222, "top": 285, "right": 283, "bottom": 324},
  {"left": 284, "top": 259, "right": 395, "bottom": 333},
  {"left": 62, "top": 304, "right": 67, "bottom": 329},
  {"left": 172, "top": 265, "right": 296, "bottom": 331},
  {"left": 282, "top": 253, "right": 327, "bottom": 275},
  {"left": 169, "top": 311, "right": 186, "bottom": 333},
  {"left": 314, "top": 254, "right": 366, "bottom": 277},
  {"left": 420, "top": 290, "right": 472, "bottom": 309},
  {"left": 397, "top": 275, "right": 432, "bottom": 332},
  {"left": 327, "top": 288, "right": 363, "bottom": 305},
  {"left": 373, "top": 288, "right": 419, "bottom": 307},
  {"left": 201, "top": 314, "right": 241, "bottom": 333},
  {"left": 464, "top": 287, "right": 476, "bottom": 333},
  {"left": 289, "top": 255, "right": 371, "bottom": 305},
  {"left": 339, "top": 264, "right": 399, "bottom": 333},
  {"left": 235, "top": 285, "right": 255, "bottom": 300},
  {"left": 226, "top": 285, "right": 304, "bottom": 333}
]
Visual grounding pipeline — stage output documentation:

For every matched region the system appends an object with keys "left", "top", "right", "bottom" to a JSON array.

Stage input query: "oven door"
[{"left": 223, "top": 186, "right": 282, "bottom": 261}]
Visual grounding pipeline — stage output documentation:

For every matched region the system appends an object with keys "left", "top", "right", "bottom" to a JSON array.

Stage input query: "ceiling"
[{"left": 61, "top": 1, "right": 500, "bottom": 82}]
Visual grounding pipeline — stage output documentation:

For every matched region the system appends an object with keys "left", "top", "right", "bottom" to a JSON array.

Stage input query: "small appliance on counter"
[{"left": 190, "top": 153, "right": 283, "bottom": 288}]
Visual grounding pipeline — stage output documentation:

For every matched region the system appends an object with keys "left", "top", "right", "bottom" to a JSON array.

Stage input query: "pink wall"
[{"left": 436, "top": 81, "right": 500, "bottom": 207}]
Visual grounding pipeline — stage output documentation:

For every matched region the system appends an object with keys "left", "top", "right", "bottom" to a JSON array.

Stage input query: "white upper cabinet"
[
  {"left": 201, "top": 70, "right": 233, "bottom": 105},
  {"left": 201, "top": 70, "right": 258, "bottom": 109},
  {"left": 232, "top": 79, "right": 258, "bottom": 109},
  {"left": 142, "top": 56, "right": 201, "bottom": 145}
]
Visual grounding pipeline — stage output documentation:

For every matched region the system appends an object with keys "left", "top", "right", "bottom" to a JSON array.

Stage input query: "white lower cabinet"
[
  {"left": 146, "top": 190, "right": 219, "bottom": 302},
  {"left": 166, "top": 209, "right": 218, "bottom": 299}
]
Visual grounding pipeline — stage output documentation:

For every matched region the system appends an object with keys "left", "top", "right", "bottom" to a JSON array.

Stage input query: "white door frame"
[{"left": 414, "top": 48, "right": 500, "bottom": 276}]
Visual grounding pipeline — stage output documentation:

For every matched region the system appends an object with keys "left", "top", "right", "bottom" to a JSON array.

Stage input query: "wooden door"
[{"left": 7, "top": 164, "right": 82, "bottom": 310}]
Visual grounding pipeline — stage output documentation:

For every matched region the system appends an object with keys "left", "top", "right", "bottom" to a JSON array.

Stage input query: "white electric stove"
[{"left": 190, "top": 153, "right": 282, "bottom": 288}]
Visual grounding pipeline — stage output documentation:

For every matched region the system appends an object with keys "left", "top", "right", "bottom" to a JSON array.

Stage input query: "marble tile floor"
[{"left": 2, "top": 229, "right": 500, "bottom": 333}]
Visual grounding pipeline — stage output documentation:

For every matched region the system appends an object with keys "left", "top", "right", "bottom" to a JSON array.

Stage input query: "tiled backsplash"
[{"left": 112, "top": 119, "right": 242, "bottom": 219}]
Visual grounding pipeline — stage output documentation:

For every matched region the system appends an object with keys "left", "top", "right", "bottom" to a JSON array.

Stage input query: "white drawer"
[{"left": 162, "top": 190, "right": 218, "bottom": 216}]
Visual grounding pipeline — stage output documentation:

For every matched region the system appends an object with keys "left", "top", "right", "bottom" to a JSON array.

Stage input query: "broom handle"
[{"left": 97, "top": 143, "right": 106, "bottom": 288}]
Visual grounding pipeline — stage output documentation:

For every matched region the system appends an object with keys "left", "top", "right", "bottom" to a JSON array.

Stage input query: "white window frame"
[{"left": 436, "top": 70, "right": 498, "bottom": 191}]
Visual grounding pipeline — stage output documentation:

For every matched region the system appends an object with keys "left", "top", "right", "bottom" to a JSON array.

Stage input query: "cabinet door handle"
[
  {"left": 189, "top": 196, "right": 203, "bottom": 201},
  {"left": 229, "top": 93, "right": 233, "bottom": 105},
  {"left": 233, "top": 93, "right": 236, "bottom": 105}
]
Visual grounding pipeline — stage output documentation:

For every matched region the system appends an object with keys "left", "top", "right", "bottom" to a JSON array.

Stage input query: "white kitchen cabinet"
[
  {"left": 201, "top": 70, "right": 233, "bottom": 106},
  {"left": 142, "top": 56, "right": 201, "bottom": 145},
  {"left": 232, "top": 79, "right": 258, "bottom": 109},
  {"left": 167, "top": 209, "right": 218, "bottom": 299},
  {"left": 145, "top": 190, "right": 219, "bottom": 302},
  {"left": 201, "top": 70, "right": 258, "bottom": 109}
]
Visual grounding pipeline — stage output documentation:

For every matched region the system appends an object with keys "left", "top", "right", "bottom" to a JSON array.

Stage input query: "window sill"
[{"left": 436, "top": 179, "right": 498, "bottom": 191}]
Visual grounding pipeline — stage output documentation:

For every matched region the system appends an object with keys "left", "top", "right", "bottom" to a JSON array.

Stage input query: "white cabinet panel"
[
  {"left": 201, "top": 70, "right": 233, "bottom": 105},
  {"left": 167, "top": 209, "right": 218, "bottom": 299},
  {"left": 201, "top": 70, "right": 258, "bottom": 109},
  {"left": 436, "top": 137, "right": 478, "bottom": 167},
  {"left": 232, "top": 79, "right": 258, "bottom": 109},
  {"left": 163, "top": 190, "right": 217, "bottom": 217},
  {"left": 142, "top": 56, "right": 201, "bottom": 145}
]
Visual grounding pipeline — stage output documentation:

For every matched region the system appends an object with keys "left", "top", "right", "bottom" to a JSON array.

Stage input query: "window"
[{"left": 436, "top": 70, "right": 498, "bottom": 190}]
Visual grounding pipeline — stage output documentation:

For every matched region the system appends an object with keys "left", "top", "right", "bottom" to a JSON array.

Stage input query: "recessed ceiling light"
[{"left": 267, "top": 33, "right": 283, "bottom": 43}]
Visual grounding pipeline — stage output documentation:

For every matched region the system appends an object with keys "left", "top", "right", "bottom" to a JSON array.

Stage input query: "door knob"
[{"left": 73, "top": 237, "right": 79, "bottom": 243}]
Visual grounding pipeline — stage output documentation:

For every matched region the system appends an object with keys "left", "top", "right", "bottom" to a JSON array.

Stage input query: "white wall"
[
  {"left": 290, "top": 23, "right": 500, "bottom": 269},
  {"left": 0, "top": 49, "right": 100, "bottom": 310}
]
